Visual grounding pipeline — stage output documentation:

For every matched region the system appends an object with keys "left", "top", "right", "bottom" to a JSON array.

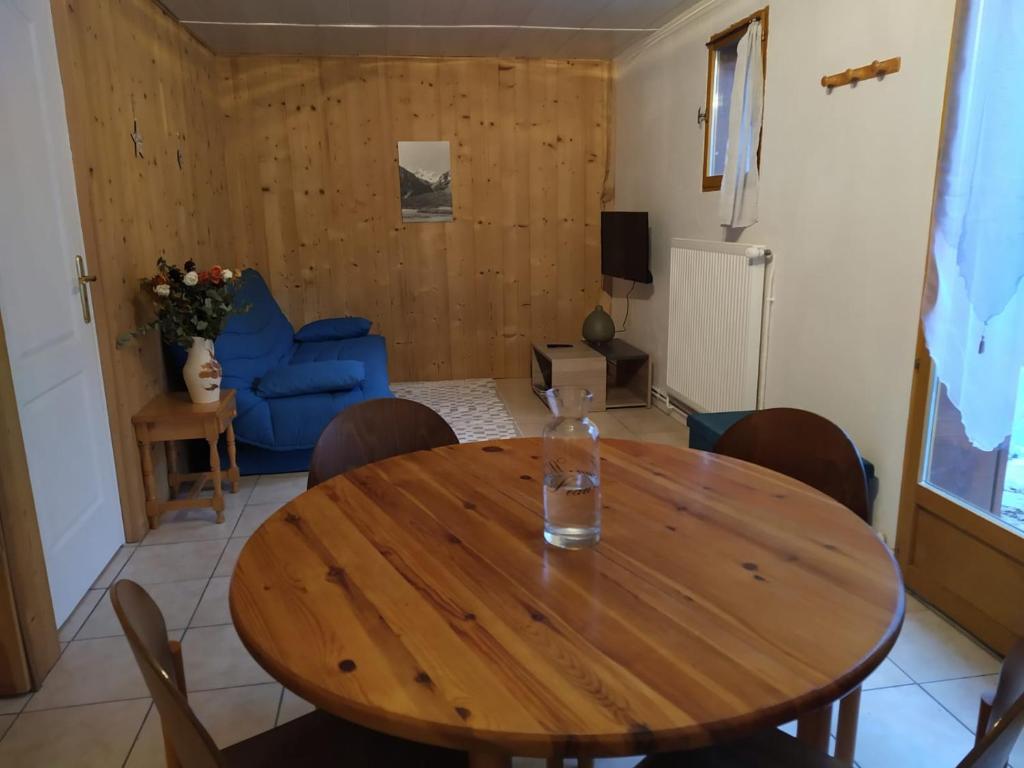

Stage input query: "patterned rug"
[{"left": 391, "top": 378, "right": 520, "bottom": 443}]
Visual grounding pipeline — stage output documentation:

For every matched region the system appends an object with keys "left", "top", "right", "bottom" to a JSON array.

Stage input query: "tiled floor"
[{"left": 0, "top": 379, "right": 1018, "bottom": 767}]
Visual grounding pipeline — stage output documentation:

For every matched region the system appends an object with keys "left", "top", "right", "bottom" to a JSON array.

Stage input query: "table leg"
[
  {"left": 137, "top": 426, "right": 160, "bottom": 529},
  {"left": 225, "top": 421, "right": 240, "bottom": 493},
  {"left": 835, "top": 686, "right": 861, "bottom": 764},
  {"left": 468, "top": 751, "right": 511, "bottom": 768},
  {"left": 797, "top": 702, "right": 833, "bottom": 754},
  {"left": 165, "top": 440, "right": 178, "bottom": 499},
  {"left": 206, "top": 422, "right": 224, "bottom": 524}
]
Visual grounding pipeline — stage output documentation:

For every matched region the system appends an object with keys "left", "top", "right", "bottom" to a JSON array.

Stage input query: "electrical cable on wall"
[{"left": 616, "top": 280, "right": 637, "bottom": 333}]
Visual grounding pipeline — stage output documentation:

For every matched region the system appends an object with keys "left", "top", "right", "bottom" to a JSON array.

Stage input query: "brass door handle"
[{"left": 74, "top": 254, "right": 97, "bottom": 324}]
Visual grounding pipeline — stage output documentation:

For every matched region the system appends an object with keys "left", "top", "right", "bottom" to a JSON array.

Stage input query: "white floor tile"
[
  {"left": 181, "top": 624, "right": 272, "bottom": 690},
  {"left": 248, "top": 473, "right": 309, "bottom": 505},
  {"left": 141, "top": 502, "right": 244, "bottom": 546},
  {"left": 888, "top": 610, "right": 1001, "bottom": 683},
  {"left": 922, "top": 674, "right": 997, "bottom": 732},
  {"left": 0, "top": 715, "right": 14, "bottom": 740},
  {"left": 188, "top": 683, "right": 282, "bottom": 748},
  {"left": 277, "top": 689, "right": 316, "bottom": 725},
  {"left": 25, "top": 636, "right": 148, "bottom": 711},
  {"left": 854, "top": 685, "right": 976, "bottom": 767},
  {"left": 57, "top": 589, "right": 104, "bottom": 642},
  {"left": 0, "top": 693, "right": 31, "bottom": 716},
  {"left": 862, "top": 658, "right": 914, "bottom": 690},
  {"left": 190, "top": 576, "right": 231, "bottom": 627},
  {"left": 0, "top": 699, "right": 150, "bottom": 768},
  {"left": 78, "top": 580, "right": 207, "bottom": 639},
  {"left": 233, "top": 502, "right": 282, "bottom": 538},
  {"left": 119, "top": 539, "right": 228, "bottom": 585},
  {"left": 213, "top": 537, "right": 248, "bottom": 578},
  {"left": 92, "top": 545, "right": 135, "bottom": 589}
]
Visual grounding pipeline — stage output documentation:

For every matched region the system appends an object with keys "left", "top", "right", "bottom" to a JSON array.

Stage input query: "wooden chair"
[
  {"left": 712, "top": 407, "right": 871, "bottom": 524},
  {"left": 712, "top": 408, "right": 871, "bottom": 762},
  {"left": 110, "top": 579, "right": 468, "bottom": 768},
  {"left": 307, "top": 398, "right": 459, "bottom": 488},
  {"left": 637, "top": 636, "right": 1024, "bottom": 767}
]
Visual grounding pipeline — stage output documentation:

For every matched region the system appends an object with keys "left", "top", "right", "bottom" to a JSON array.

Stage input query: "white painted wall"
[{"left": 613, "top": 0, "right": 957, "bottom": 542}]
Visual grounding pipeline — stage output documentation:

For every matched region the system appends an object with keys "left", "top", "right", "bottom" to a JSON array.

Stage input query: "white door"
[{"left": 0, "top": 0, "right": 123, "bottom": 625}]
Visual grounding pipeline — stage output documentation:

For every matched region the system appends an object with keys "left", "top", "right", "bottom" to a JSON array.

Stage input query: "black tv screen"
[{"left": 601, "top": 211, "right": 652, "bottom": 283}]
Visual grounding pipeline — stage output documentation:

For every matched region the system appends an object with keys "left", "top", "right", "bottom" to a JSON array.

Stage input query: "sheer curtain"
[
  {"left": 719, "top": 19, "right": 764, "bottom": 228},
  {"left": 923, "top": 0, "right": 1024, "bottom": 451}
]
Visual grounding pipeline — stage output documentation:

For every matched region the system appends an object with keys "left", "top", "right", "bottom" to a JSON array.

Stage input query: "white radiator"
[{"left": 666, "top": 238, "right": 769, "bottom": 413}]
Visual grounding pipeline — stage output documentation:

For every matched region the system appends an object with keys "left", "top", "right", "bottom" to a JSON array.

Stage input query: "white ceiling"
[{"left": 159, "top": 0, "right": 701, "bottom": 58}]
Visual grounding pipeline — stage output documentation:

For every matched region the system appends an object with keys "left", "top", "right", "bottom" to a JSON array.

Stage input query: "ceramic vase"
[
  {"left": 183, "top": 336, "right": 222, "bottom": 404},
  {"left": 581, "top": 305, "right": 615, "bottom": 343}
]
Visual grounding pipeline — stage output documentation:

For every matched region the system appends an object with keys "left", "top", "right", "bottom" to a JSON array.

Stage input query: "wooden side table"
[
  {"left": 132, "top": 390, "right": 240, "bottom": 529},
  {"left": 530, "top": 341, "right": 607, "bottom": 411}
]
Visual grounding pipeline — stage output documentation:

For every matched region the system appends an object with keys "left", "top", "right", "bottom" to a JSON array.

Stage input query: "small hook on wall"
[{"left": 697, "top": 107, "right": 708, "bottom": 127}]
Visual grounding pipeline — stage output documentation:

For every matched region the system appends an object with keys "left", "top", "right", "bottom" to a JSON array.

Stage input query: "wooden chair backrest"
[
  {"left": 959, "top": 639, "right": 1024, "bottom": 768},
  {"left": 307, "top": 398, "right": 459, "bottom": 488},
  {"left": 713, "top": 407, "right": 871, "bottom": 523},
  {"left": 111, "top": 580, "right": 223, "bottom": 768}
]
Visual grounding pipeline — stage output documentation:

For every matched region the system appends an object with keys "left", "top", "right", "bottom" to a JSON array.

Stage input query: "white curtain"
[
  {"left": 719, "top": 19, "right": 764, "bottom": 228},
  {"left": 923, "top": 0, "right": 1024, "bottom": 451}
]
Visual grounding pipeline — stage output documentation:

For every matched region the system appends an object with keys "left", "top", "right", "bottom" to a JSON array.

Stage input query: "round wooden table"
[{"left": 230, "top": 438, "right": 903, "bottom": 766}]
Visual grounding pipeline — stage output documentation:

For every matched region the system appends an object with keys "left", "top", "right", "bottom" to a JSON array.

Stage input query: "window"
[{"left": 703, "top": 8, "right": 768, "bottom": 191}]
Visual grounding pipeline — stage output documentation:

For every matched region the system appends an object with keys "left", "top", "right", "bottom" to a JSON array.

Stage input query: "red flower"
[
  {"left": 198, "top": 270, "right": 211, "bottom": 284},
  {"left": 152, "top": 273, "right": 168, "bottom": 285},
  {"left": 209, "top": 265, "right": 224, "bottom": 284}
]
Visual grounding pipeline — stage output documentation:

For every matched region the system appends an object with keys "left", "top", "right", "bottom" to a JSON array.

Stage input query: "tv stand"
[
  {"left": 530, "top": 339, "right": 651, "bottom": 412},
  {"left": 585, "top": 339, "right": 652, "bottom": 409}
]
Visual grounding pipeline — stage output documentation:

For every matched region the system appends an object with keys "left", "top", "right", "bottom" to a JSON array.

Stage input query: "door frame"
[
  {"left": 894, "top": 0, "right": 1024, "bottom": 654},
  {"left": 896, "top": 334, "right": 1024, "bottom": 654},
  {"left": 0, "top": 313, "right": 60, "bottom": 690}
]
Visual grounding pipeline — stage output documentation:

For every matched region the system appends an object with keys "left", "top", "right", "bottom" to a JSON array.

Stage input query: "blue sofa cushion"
[
  {"left": 294, "top": 317, "right": 372, "bottom": 342},
  {"left": 256, "top": 360, "right": 365, "bottom": 398}
]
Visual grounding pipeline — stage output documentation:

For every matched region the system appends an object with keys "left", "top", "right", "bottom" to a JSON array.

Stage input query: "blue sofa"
[{"left": 211, "top": 270, "right": 392, "bottom": 474}]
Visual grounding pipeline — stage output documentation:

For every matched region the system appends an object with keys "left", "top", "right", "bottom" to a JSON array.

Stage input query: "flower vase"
[{"left": 183, "top": 337, "right": 222, "bottom": 404}]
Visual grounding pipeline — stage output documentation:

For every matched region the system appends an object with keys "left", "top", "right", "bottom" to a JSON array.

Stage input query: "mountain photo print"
[{"left": 397, "top": 140, "right": 453, "bottom": 222}]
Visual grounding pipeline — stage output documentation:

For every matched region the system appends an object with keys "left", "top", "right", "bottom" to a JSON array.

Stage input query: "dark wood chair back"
[
  {"left": 308, "top": 398, "right": 459, "bottom": 488},
  {"left": 960, "top": 639, "right": 1024, "bottom": 768},
  {"left": 111, "top": 579, "right": 224, "bottom": 768},
  {"left": 713, "top": 407, "right": 871, "bottom": 523}
]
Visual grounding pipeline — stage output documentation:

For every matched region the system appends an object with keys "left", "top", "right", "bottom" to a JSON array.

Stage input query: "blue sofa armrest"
[
  {"left": 256, "top": 360, "right": 365, "bottom": 398},
  {"left": 294, "top": 317, "right": 372, "bottom": 342}
]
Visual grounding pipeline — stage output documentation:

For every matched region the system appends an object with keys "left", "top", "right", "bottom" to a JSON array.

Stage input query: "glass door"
[{"left": 897, "top": 347, "right": 1024, "bottom": 654}]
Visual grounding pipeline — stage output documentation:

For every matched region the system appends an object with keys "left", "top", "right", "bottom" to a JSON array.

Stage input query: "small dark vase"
[{"left": 582, "top": 305, "right": 615, "bottom": 343}]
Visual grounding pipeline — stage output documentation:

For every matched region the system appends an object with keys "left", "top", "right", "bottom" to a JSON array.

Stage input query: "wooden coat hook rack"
[{"left": 821, "top": 57, "right": 901, "bottom": 89}]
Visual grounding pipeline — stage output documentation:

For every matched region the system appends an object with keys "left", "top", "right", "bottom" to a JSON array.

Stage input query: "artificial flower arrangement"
[
  {"left": 118, "top": 258, "right": 244, "bottom": 348},
  {"left": 118, "top": 258, "right": 247, "bottom": 403}
]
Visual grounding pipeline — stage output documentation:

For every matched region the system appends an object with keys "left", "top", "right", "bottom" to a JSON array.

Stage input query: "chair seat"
[
  {"left": 637, "top": 728, "right": 846, "bottom": 768},
  {"left": 223, "top": 710, "right": 469, "bottom": 768}
]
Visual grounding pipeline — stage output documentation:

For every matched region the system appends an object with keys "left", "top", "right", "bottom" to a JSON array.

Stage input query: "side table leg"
[
  {"left": 137, "top": 430, "right": 160, "bottom": 529},
  {"left": 206, "top": 423, "right": 224, "bottom": 524},
  {"left": 835, "top": 686, "right": 862, "bottom": 764},
  {"left": 225, "top": 421, "right": 240, "bottom": 493},
  {"left": 165, "top": 440, "right": 178, "bottom": 499}
]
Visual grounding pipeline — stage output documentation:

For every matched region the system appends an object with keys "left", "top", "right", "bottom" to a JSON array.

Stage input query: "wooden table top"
[
  {"left": 230, "top": 438, "right": 904, "bottom": 759},
  {"left": 132, "top": 388, "right": 236, "bottom": 424}
]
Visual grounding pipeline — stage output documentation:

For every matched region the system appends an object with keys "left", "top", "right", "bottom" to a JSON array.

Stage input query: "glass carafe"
[{"left": 542, "top": 386, "right": 601, "bottom": 548}]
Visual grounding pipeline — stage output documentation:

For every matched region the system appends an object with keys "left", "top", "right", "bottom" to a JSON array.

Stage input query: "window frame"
[{"left": 702, "top": 6, "right": 769, "bottom": 192}]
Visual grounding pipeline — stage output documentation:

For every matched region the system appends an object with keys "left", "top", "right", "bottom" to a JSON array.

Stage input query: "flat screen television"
[{"left": 601, "top": 211, "right": 652, "bottom": 283}]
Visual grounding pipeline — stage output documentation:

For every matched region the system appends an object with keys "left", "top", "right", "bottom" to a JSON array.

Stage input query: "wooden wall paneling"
[
  {"left": 0, "top": 315, "right": 59, "bottom": 690},
  {"left": 396, "top": 58, "right": 452, "bottom": 380},
  {"left": 439, "top": 59, "right": 477, "bottom": 380},
  {"left": 499, "top": 60, "right": 532, "bottom": 375},
  {"left": 51, "top": 0, "right": 233, "bottom": 539},
  {"left": 556, "top": 61, "right": 587, "bottom": 341},
  {"left": 584, "top": 63, "right": 612, "bottom": 310},
  {"left": 528, "top": 59, "right": 560, "bottom": 345},
  {"left": 216, "top": 55, "right": 611, "bottom": 381},
  {"left": 285, "top": 58, "right": 332, "bottom": 324}
]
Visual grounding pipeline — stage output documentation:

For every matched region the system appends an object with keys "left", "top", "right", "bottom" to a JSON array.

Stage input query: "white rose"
[
  {"left": 222, "top": 269, "right": 234, "bottom": 281},
  {"left": 154, "top": 283, "right": 170, "bottom": 297},
  {"left": 183, "top": 271, "right": 199, "bottom": 286}
]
